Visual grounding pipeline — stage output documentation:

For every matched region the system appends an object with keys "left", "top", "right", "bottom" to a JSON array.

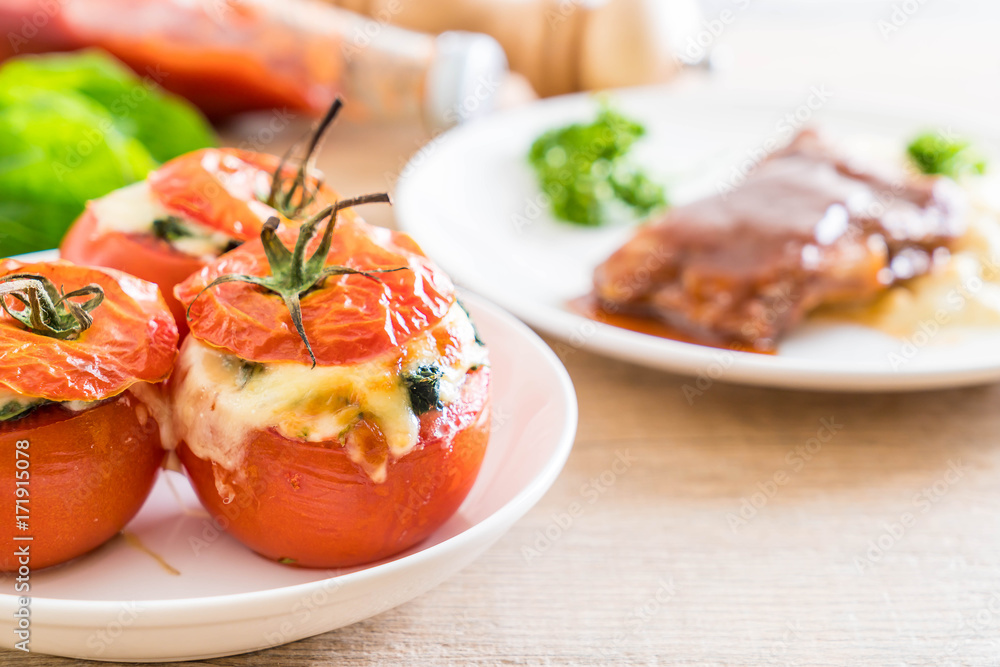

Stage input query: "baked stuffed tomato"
[
  {"left": 0, "top": 260, "right": 178, "bottom": 571},
  {"left": 60, "top": 101, "right": 353, "bottom": 335},
  {"left": 171, "top": 199, "right": 491, "bottom": 568}
]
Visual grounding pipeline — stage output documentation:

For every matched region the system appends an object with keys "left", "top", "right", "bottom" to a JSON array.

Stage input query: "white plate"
[
  {"left": 0, "top": 290, "right": 578, "bottom": 662},
  {"left": 395, "top": 86, "right": 1000, "bottom": 391}
]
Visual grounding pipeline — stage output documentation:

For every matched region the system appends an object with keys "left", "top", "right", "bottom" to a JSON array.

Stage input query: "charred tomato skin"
[
  {"left": 59, "top": 147, "right": 347, "bottom": 338},
  {"left": 177, "top": 367, "right": 490, "bottom": 568},
  {"left": 0, "top": 260, "right": 178, "bottom": 401},
  {"left": 0, "top": 393, "right": 165, "bottom": 571},
  {"left": 174, "top": 217, "right": 454, "bottom": 367}
]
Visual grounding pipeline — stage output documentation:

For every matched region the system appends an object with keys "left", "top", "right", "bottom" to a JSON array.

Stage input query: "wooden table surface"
[{"left": 12, "top": 9, "right": 1000, "bottom": 665}]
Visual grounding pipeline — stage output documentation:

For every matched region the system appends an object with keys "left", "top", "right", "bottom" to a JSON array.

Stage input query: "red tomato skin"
[
  {"left": 0, "top": 392, "right": 165, "bottom": 571},
  {"left": 0, "top": 260, "right": 178, "bottom": 402},
  {"left": 176, "top": 218, "right": 454, "bottom": 367},
  {"left": 146, "top": 148, "right": 348, "bottom": 238},
  {"left": 177, "top": 367, "right": 491, "bottom": 568},
  {"left": 60, "top": 207, "right": 204, "bottom": 338}
]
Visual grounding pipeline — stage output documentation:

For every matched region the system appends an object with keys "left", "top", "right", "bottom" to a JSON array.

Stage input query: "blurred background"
[{"left": 0, "top": 0, "right": 997, "bottom": 252}]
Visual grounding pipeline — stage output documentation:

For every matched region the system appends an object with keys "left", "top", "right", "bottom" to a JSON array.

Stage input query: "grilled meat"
[{"left": 593, "top": 129, "right": 965, "bottom": 351}]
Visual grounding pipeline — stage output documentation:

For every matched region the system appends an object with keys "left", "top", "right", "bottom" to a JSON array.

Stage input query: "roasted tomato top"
[
  {"left": 0, "top": 260, "right": 178, "bottom": 401},
  {"left": 175, "top": 217, "right": 455, "bottom": 366},
  {"left": 148, "top": 147, "right": 346, "bottom": 240}
]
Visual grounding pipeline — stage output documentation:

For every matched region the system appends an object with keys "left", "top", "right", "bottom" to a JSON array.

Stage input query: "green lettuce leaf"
[{"left": 0, "top": 50, "right": 216, "bottom": 256}]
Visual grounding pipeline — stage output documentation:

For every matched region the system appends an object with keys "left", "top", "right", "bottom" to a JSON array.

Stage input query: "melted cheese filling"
[
  {"left": 171, "top": 302, "right": 487, "bottom": 494},
  {"left": 91, "top": 181, "right": 172, "bottom": 235},
  {"left": 90, "top": 181, "right": 238, "bottom": 261},
  {"left": 0, "top": 389, "right": 107, "bottom": 420}
]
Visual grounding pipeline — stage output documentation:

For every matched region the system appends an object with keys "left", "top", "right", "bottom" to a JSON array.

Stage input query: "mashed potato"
[{"left": 815, "top": 173, "right": 1000, "bottom": 335}]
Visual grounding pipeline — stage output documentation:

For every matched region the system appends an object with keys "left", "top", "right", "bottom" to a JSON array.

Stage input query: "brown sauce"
[{"left": 567, "top": 294, "right": 771, "bottom": 355}]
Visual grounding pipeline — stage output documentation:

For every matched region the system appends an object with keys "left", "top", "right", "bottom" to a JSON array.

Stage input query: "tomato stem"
[
  {"left": 266, "top": 98, "right": 344, "bottom": 219},
  {"left": 186, "top": 194, "right": 403, "bottom": 368},
  {"left": 0, "top": 273, "right": 104, "bottom": 340}
]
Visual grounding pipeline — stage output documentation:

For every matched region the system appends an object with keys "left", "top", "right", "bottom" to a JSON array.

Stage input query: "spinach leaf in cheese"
[
  {"left": 403, "top": 365, "right": 444, "bottom": 415},
  {"left": 0, "top": 398, "right": 47, "bottom": 422}
]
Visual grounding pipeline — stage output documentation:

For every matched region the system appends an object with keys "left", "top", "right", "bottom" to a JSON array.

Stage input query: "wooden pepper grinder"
[{"left": 328, "top": 0, "right": 704, "bottom": 96}]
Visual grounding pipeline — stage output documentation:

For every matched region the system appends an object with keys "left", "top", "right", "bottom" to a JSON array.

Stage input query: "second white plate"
[{"left": 396, "top": 86, "right": 1000, "bottom": 391}]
